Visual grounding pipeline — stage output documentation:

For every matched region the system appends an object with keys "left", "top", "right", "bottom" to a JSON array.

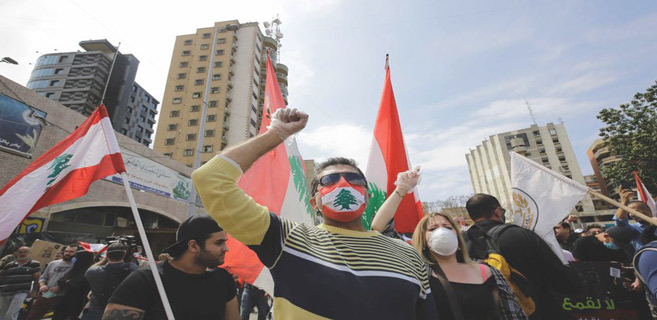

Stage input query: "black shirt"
[
  {"left": 430, "top": 275, "right": 497, "bottom": 320},
  {"left": 85, "top": 262, "right": 137, "bottom": 309},
  {"left": 108, "top": 261, "right": 236, "bottom": 320}
]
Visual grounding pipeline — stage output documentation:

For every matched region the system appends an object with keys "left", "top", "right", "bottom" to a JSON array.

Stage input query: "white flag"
[{"left": 509, "top": 152, "right": 588, "bottom": 263}]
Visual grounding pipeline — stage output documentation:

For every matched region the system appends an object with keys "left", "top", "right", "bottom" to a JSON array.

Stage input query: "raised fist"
[{"left": 269, "top": 108, "right": 309, "bottom": 140}]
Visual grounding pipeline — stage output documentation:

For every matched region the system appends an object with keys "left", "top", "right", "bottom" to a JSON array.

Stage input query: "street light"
[{"left": 1, "top": 57, "right": 18, "bottom": 65}]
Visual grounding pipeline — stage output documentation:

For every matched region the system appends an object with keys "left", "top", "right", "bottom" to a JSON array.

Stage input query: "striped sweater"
[{"left": 192, "top": 156, "right": 437, "bottom": 319}]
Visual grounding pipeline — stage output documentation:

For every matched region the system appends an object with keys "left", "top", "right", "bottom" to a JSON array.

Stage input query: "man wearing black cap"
[{"left": 102, "top": 215, "right": 239, "bottom": 320}]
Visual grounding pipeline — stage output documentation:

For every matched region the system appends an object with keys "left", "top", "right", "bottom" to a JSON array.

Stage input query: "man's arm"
[
  {"left": 371, "top": 167, "right": 420, "bottom": 232},
  {"left": 38, "top": 262, "right": 52, "bottom": 292},
  {"left": 102, "top": 304, "right": 145, "bottom": 320},
  {"left": 222, "top": 297, "right": 240, "bottom": 320},
  {"left": 615, "top": 186, "right": 633, "bottom": 222}
]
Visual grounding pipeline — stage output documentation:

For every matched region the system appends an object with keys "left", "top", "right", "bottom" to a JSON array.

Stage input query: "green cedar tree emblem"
[
  {"left": 361, "top": 183, "right": 387, "bottom": 230},
  {"left": 288, "top": 155, "right": 313, "bottom": 217},
  {"left": 333, "top": 189, "right": 358, "bottom": 210},
  {"left": 46, "top": 153, "right": 73, "bottom": 189}
]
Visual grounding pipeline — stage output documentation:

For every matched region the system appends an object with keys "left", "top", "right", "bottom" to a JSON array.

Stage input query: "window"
[
  {"left": 139, "top": 116, "right": 146, "bottom": 123},
  {"left": 199, "top": 55, "right": 208, "bottom": 61},
  {"left": 188, "top": 119, "right": 198, "bottom": 126},
  {"left": 170, "top": 110, "right": 180, "bottom": 117},
  {"left": 195, "top": 79, "right": 204, "bottom": 86},
  {"left": 193, "top": 92, "right": 201, "bottom": 98},
  {"left": 214, "top": 61, "right": 223, "bottom": 68},
  {"left": 202, "top": 145, "right": 213, "bottom": 153},
  {"left": 252, "top": 91, "right": 258, "bottom": 100},
  {"left": 202, "top": 33, "right": 211, "bottom": 39},
  {"left": 184, "top": 39, "right": 192, "bottom": 45},
  {"left": 127, "top": 107, "right": 132, "bottom": 114},
  {"left": 164, "top": 152, "right": 173, "bottom": 158},
  {"left": 549, "top": 128, "right": 557, "bottom": 136},
  {"left": 136, "top": 126, "right": 144, "bottom": 133},
  {"left": 135, "top": 137, "right": 141, "bottom": 143},
  {"left": 175, "top": 85, "right": 184, "bottom": 92},
  {"left": 205, "top": 130, "right": 215, "bottom": 137},
  {"left": 211, "top": 87, "right": 220, "bottom": 94},
  {"left": 217, "top": 38, "right": 226, "bottom": 44},
  {"left": 250, "top": 119, "right": 257, "bottom": 127},
  {"left": 125, "top": 118, "right": 130, "bottom": 124},
  {"left": 183, "top": 149, "right": 194, "bottom": 156},
  {"left": 141, "top": 106, "right": 148, "bottom": 113},
  {"left": 49, "top": 80, "right": 59, "bottom": 86},
  {"left": 216, "top": 50, "right": 224, "bottom": 56},
  {"left": 172, "top": 97, "right": 182, "bottom": 104},
  {"left": 186, "top": 133, "right": 196, "bottom": 141},
  {"left": 200, "top": 44, "right": 209, "bottom": 50},
  {"left": 182, "top": 50, "right": 191, "bottom": 56},
  {"left": 165, "top": 138, "right": 175, "bottom": 145},
  {"left": 212, "top": 74, "right": 221, "bottom": 80},
  {"left": 58, "top": 55, "right": 68, "bottom": 63},
  {"left": 209, "top": 100, "right": 218, "bottom": 107},
  {"left": 130, "top": 96, "right": 135, "bottom": 103},
  {"left": 197, "top": 67, "right": 206, "bottom": 73},
  {"left": 207, "top": 115, "right": 216, "bottom": 122},
  {"left": 54, "top": 68, "right": 64, "bottom": 75},
  {"left": 179, "top": 62, "right": 188, "bottom": 68},
  {"left": 177, "top": 73, "right": 186, "bottom": 79},
  {"left": 190, "top": 105, "right": 200, "bottom": 112},
  {"left": 167, "top": 124, "right": 178, "bottom": 131},
  {"left": 45, "top": 92, "right": 54, "bottom": 98}
]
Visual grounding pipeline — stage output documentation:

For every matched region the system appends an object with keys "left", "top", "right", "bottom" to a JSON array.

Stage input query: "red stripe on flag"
[
  {"left": 635, "top": 172, "right": 649, "bottom": 203},
  {"left": 0, "top": 105, "right": 112, "bottom": 197},
  {"left": 28, "top": 153, "right": 125, "bottom": 215},
  {"left": 220, "top": 235, "right": 264, "bottom": 284},
  {"left": 373, "top": 69, "right": 424, "bottom": 233}
]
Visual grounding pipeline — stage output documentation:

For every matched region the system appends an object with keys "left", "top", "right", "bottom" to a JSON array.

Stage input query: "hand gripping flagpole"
[
  {"left": 120, "top": 172, "right": 176, "bottom": 320},
  {"left": 587, "top": 189, "right": 657, "bottom": 227}
]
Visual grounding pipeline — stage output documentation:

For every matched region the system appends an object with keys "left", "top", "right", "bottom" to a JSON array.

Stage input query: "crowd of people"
[{"left": 0, "top": 108, "right": 656, "bottom": 319}]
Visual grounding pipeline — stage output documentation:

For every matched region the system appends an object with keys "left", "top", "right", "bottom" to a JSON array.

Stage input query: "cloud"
[
  {"left": 297, "top": 122, "right": 372, "bottom": 167},
  {"left": 547, "top": 72, "right": 617, "bottom": 96}
]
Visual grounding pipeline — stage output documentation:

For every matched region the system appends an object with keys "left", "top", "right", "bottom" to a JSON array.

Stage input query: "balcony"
[{"left": 594, "top": 146, "right": 610, "bottom": 160}]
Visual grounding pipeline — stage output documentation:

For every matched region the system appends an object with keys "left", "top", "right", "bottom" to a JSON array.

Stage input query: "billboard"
[{"left": 0, "top": 94, "right": 47, "bottom": 158}]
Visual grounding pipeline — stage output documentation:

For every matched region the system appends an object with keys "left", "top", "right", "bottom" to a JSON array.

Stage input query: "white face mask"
[{"left": 428, "top": 227, "right": 459, "bottom": 256}]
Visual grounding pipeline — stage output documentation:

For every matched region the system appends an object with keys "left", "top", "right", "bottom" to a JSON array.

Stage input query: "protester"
[
  {"left": 634, "top": 225, "right": 657, "bottom": 319},
  {"left": 615, "top": 186, "right": 657, "bottom": 250},
  {"left": 240, "top": 283, "right": 270, "bottom": 320},
  {"left": 0, "top": 247, "right": 18, "bottom": 271},
  {"left": 52, "top": 250, "right": 93, "bottom": 320},
  {"left": 464, "top": 193, "right": 578, "bottom": 320},
  {"left": 584, "top": 224, "right": 604, "bottom": 236},
  {"left": 370, "top": 166, "right": 421, "bottom": 236},
  {"left": 412, "top": 212, "right": 527, "bottom": 320},
  {"left": 81, "top": 243, "right": 136, "bottom": 320},
  {"left": 192, "top": 108, "right": 437, "bottom": 319},
  {"left": 572, "top": 226, "right": 631, "bottom": 263},
  {"left": 25, "top": 244, "right": 77, "bottom": 320},
  {"left": 104, "top": 215, "right": 239, "bottom": 320},
  {"left": 554, "top": 221, "right": 577, "bottom": 251},
  {"left": 0, "top": 246, "right": 40, "bottom": 320}
]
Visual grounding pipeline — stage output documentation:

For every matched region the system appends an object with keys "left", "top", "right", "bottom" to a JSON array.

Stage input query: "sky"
[{"left": 2, "top": 0, "right": 656, "bottom": 202}]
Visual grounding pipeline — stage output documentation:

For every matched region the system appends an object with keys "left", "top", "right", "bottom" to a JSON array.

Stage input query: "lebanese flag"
[
  {"left": 78, "top": 241, "right": 108, "bottom": 253},
  {"left": 220, "top": 54, "right": 314, "bottom": 295},
  {"left": 0, "top": 104, "right": 125, "bottom": 243},
  {"left": 364, "top": 56, "right": 424, "bottom": 233},
  {"left": 634, "top": 171, "right": 657, "bottom": 217}
]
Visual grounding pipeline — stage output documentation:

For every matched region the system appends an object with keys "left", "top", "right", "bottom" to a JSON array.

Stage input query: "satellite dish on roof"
[{"left": 263, "top": 21, "right": 270, "bottom": 28}]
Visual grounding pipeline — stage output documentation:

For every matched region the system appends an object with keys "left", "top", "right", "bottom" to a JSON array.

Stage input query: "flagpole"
[
  {"left": 120, "top": 172, "right": 176, "bottom": 320},
  {"left": 587, "top": 189, "right": 657, "bottom": 227},
  {"left": 100, "top": 42, "right": 121, "bottom": 106}
]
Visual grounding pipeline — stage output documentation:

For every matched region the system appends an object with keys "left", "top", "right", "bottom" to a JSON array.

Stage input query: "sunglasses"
[{"left": 318, "top": 172, "right": 367, "bottom": 188}]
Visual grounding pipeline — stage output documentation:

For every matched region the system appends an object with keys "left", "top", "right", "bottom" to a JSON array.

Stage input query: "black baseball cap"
[{"left": 163, "top": 215, "right": 224, "bottom": 254}]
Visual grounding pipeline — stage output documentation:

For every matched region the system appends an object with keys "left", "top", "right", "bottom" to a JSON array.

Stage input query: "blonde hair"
[{"left": 412, "top": 212, "right": 471, "bottom": 265}]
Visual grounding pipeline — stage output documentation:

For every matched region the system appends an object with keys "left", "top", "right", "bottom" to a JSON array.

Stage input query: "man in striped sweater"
[
  {"left": 0, "top": 246, "right": 40, "bottom": 320},
  {"left": 192, "top": 109, "right": 437, "bottom": 319}
]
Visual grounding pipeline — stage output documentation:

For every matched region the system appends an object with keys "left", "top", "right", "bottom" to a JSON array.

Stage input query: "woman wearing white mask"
[{"left": 371, "top": 168, "right": 526, "bottom": 320}]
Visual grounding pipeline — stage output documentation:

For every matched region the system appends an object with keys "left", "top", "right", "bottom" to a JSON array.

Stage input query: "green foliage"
[
  {"left": 288, "top": 155, "right": 314, "bottom": 217},
  {"left": 173, "top": 179, "right": 191, "bottom": 200},
  {"left": 362, "top": 183, "right": 387, "bottom": 230},
  {"left": 597, "top": 80, "right": 657, "bottom": 192}
]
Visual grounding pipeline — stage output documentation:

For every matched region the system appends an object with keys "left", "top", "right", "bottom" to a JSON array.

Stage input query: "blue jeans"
[
  {"left": 0, "top": 292, "right": 28, "bottom": 320},
  {"left": 240, "top": 285, "right": 270, "bottom": 320}
]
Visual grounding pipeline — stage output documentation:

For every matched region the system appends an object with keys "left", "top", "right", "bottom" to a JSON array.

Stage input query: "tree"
[
  {"left": 597, "top": 80, "right": 657, "bottom": 192},
  {"left": 333, "top": 189, "right": 358, "bottom": 210}
]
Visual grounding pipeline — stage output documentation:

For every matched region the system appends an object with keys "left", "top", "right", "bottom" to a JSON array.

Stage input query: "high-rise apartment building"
[
  {"left": 26, "top": 39, "right": 158, "bottom": 146},
  {"left": 586, "top": 139, "right": 621, "bottom": 198},
  {"left": 466, "top": 123, "right": 599, "bottom": 221},
  {"left": 154, "top": 20, "right": 289, "bottom": 167}
]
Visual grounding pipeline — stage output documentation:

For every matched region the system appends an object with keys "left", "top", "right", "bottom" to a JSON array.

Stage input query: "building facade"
[
  {"left": 466, "top": 123, "right": 599, "bottom": 221},
  {"left": 586, "top": 138, "right": 622, "bottom": 199},
  {"left": 26, "top": 39, "right": 158, "bottom": 146},
  {"left": 154, "top": 20, "right": 289, "bottom": 167}
]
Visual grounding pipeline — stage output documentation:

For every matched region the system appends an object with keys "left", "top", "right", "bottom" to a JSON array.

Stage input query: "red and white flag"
[
  {"left": 635, "top": 171, "right": 657, "bottom": 217},
  {"left": 220, "top": 54, "right": 314, "bottom": 294},
  {"left": 0, "top": 104, "right": 125, "bottom": 243},
  {"left": 78, "top": 241, "right": 108, "bottom": 253},
  {"left": 364, "top": 56, "right": 424, "bottom": 233}
]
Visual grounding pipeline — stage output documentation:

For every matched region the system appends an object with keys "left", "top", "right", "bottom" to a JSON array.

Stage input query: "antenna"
[
  {"left": 524, "top": 98, "right": 538, "bottom": 125},
  {"left": 263, "top": 14, "right": 284, "bottom": 63}
]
